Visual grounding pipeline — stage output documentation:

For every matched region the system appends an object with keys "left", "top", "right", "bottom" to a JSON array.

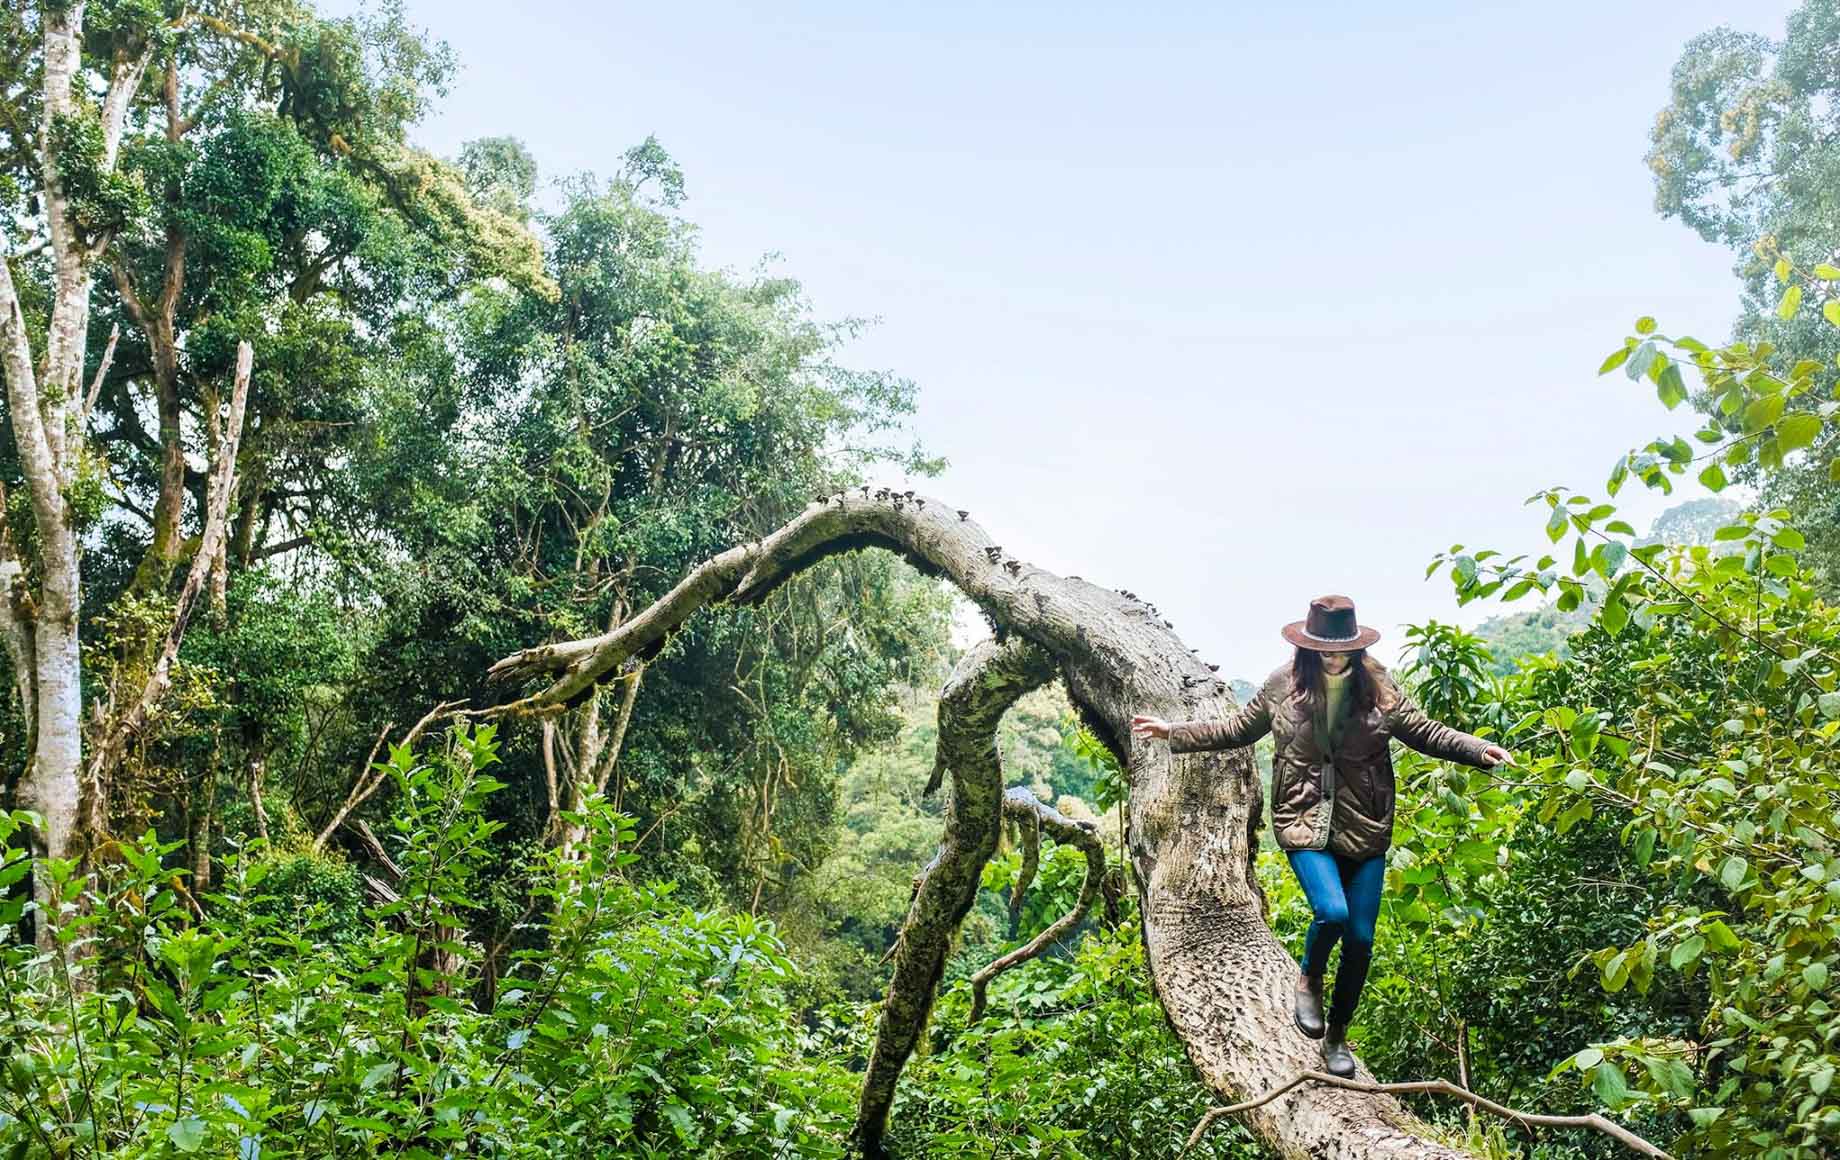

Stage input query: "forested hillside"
[{"left": 1, "top": 2, "right": 1837, "bottom": 1158}]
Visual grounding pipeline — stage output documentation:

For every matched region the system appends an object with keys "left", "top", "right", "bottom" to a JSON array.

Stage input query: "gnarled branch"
[
  {"left": 968, "top": 787, "right": 1107, "bottom": 1023},
  {"left": 1183, "top": 1071, "right": 1674, "bottom": 1159},
  {"left": 853, "top": 635, "right": 1056, "bottom": 1154},
  {"left": 485, "top": 489, "right": 1480, "bottom": 1159}
]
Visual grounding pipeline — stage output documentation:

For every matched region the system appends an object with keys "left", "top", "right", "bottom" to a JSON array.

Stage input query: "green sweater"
[{"left": 1318, "top": 668, "right": 1353, "bottom": 753}]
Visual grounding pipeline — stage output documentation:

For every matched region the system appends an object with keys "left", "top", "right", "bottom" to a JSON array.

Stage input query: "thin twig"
[{"left": 81, "top": 323, "right": 117, "bottom": 426}]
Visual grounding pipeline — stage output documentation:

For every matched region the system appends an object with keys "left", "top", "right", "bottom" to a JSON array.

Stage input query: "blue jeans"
[{"left": 1285, "top": 848, "right": 1386, "bottom": 1027}]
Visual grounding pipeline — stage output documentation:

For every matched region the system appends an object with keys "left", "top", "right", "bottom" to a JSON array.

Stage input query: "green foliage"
[
  {"left": 46, "top": 109, "right": 147, "bottom": 243},
  {"left": 884, "top": 923, "right": 1261, "bottom": 1160},
  {"left": 1417, "top": 307, "right": 1840, "bottom": 1156},
  {"left": 981, "top": 842, "right": 1091, "bottom": 942},
  {"left": 243, "top": 849, "right": 364, "bottom": 942},
  {"left": 1647, "top": 0, "right": 1840, "bottom": 589},
  {"left": 0, "top": 729, "right": 854, "bottom": 1158}
]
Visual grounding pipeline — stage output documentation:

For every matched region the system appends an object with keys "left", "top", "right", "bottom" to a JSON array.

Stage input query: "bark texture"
[
  {"left": 852, "top": 636, "right": 1055, "bottom": 1152},
  {"left": 0, "top": 4, "right": 153, "bottom": 875},
  {"left": 487, "top": 489, "right": 1474, "bottom": 1159}
]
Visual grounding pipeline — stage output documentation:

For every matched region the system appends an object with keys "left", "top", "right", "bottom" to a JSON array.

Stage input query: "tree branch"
[
  {"left": 484, "top": 488, "right": 1479, "bottom": 1160},
  {"left": 86, "top": 343, "right": 253, "bottom": 788},
  {"left": 968, "top": 787, "right": 1107, "bottom": 1023},
  {"left": 1183, "top": 1071, "right": 1674, "bottom": 1159},
  {"left": 853, "top": 635, "right": 1057, "bottom": 1155},
  {"left": 311, "top": 701, "right": 464, "bottom": 853}
]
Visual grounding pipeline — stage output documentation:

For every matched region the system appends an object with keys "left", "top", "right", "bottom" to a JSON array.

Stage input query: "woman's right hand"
[{"left": 1130, "top": 715, "right": 1171, "bottom": 741}]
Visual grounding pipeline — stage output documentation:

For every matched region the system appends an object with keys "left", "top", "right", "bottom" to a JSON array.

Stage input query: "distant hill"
[{"left": 1471, "top": 496, "right": 1741, "bottom": 672}]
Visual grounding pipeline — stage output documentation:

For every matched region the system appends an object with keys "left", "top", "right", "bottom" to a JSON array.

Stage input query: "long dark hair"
[{"left": 1289, "top": 646, "right": 1382, "bottom": 711}]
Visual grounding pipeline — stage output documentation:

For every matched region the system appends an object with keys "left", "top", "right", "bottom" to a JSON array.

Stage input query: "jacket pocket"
[{"left": 1273, "top": 757, "right": 1332, "bottom": 851}]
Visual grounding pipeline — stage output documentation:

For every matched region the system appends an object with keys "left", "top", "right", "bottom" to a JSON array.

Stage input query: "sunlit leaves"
[
  {"left": 1777, "top": 283, "right": 1803, "bottom": 319},
  {"left": 1627, "top": 341, "right": 1659, "bottom": 382},
  {"left": 1421, "top": 312, "right": 1840, "bottom": 1158}
]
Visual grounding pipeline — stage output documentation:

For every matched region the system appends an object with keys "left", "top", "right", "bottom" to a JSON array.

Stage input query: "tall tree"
[
  {"left": 0, "top": 0, "right": 547, "bottom": 876},
  {"left": 0, "top": 2, "right": 158, "bottom": 870},
  {"left": 348, "top": 146, "right": 952, "bottom": 908},
  {"left": 1647, "top": 0, "right": 1840, "bottom": 580}
]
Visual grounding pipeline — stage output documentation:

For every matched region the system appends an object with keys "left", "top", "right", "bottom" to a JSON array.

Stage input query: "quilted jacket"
[{"left": 1168, "top": 660, "right": 1493, "bottom": 859}]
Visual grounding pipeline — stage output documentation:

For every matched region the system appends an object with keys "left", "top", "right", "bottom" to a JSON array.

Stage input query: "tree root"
[
  {"left": 1182, "top": 1071, "right": 1675, "bottom": 1159},
  {"left": 968, "top": 787, "right": 1106, "bottom": 1023}
]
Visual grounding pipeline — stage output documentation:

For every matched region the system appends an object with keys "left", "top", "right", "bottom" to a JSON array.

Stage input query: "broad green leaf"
[
  {"left": 1719, "top": 855, "right": 1748, "bottom": 891},
  {"left": 1699, "top": 463, "right": 1727, "bottom": 491},
  {"left": 1778, "top": 412, "right": 1821, "bottom": 452},
  {"left": 1826, "top": 299, "right": 1840, "bottom": 328},
  {"left": 1602, "top": 593, "right": 1629, "bottom": 634},
  {"left": 1592, "top": 1061, "right": 1631, "bottom": 1108},
  {"left": 1779, "top": 283, "right": 1804, "bottom": 319},
  {"left": 1804, "top": 961, "right": 1829, "bottom": 991},
  {"left": 1547, "top": 506, "right": 1569, "bottom": 543},
  {"left": 1627, "top": 341, "right": 1658, "bottom": 382},
  {"left": 169, "top": 1119, "right": 206, "bottom": 1153},
  {"left": 1645, "top": 1057, "right": 1696, "bottom": 1099},
  {"left": 1656, "top": 363, "right": 1686, "bottom": 409},
  {"left": 1744, "top": 393, "right": 1786, "bottom": 432},
  {"left": 1599, "top": 346, "right": 1631, "bottom": 375},
  {"left": 1596, "top": 541, "right": 1628, "bottom": 577}
]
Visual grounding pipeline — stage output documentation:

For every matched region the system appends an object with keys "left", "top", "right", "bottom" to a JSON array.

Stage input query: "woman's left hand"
[{"left": 1480, "top": 744, "right": 1512, "bottom": 767}]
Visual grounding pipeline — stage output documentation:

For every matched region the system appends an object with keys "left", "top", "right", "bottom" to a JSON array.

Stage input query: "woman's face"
[{"left": 1318, "top": 650, "right": 1353, "bottom": 675}]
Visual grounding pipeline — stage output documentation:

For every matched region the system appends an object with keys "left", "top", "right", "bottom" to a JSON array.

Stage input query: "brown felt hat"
[{"left": 1281, "top": 594, "right": 1381, "bottom": 652}]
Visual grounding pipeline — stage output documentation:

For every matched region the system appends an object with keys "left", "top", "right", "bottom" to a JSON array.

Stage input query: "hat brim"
[{"left": 1280, "top": 621, "right": 1380, "bottom": 652}]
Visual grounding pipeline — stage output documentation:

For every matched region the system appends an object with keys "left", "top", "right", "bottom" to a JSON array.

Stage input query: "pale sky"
[{"left": 340, "top": 0, "right": 1796, "bottom": 680}]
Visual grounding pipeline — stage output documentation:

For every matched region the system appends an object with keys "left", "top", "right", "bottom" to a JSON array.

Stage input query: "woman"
[{"left": 1130, "top": 595, "right": 1509, "bottom": 1077}]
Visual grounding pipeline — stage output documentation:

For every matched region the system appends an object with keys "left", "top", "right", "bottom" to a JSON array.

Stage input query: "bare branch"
[
  {"left": 1183, "top": 1071, "right": 1673, "bottom": 1159},
  {"left": 968, "top": 788, "right": 1106, "bottom": 1023},
  {"left": 81, "top": 323, "right": 118, "bottom": 427},
  {"left": 311, "top": 701, "right": 465, "bottom": 853}
]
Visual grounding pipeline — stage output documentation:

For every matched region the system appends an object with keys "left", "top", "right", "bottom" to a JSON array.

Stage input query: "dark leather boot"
[
  {"left": 1293, "top": 973, "right": 1325, "bottom": 1039},
  {"left": 1323, "top": 1023, "right": 1356, "bottom": 1077}
]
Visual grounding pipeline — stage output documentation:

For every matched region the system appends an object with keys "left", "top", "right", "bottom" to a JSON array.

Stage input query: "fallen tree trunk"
[{"left": 487, "top": 487, "right": 1478, "bottom": 1158}]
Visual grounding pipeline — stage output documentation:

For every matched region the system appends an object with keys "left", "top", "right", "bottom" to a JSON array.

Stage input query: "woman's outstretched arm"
[
  {"left": 1388, "top": 692, "right": 1510, "bottom": 767},
  {"left": 1133, "top": 683, "right": 1275, "bottom": 753}
]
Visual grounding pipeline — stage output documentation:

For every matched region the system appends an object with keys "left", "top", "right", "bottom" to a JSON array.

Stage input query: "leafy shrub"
[
  {"left": 0, "top": 726, "right": 853, "bottom": 1158},
  {"left": 882, "top": 923, "right": 1264, "bottom": 1160}
]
